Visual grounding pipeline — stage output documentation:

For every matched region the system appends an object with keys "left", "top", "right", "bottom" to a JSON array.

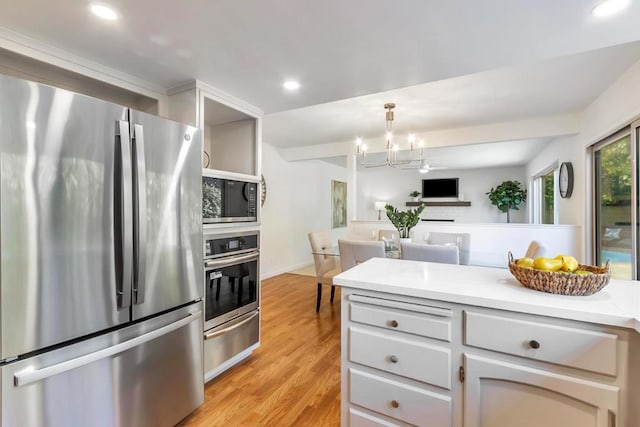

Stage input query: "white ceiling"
[
  {"left": 2, "top": 0, "right": 640, "bottom": 114},
  {"left": 264, "top": 42, "right": 640, "bottom": 148},
  {"left": 1, "top": 0, "right": 640, "bottom": 170}
]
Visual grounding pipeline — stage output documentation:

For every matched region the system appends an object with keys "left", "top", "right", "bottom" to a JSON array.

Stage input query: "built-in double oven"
[{"left": 202, "top": 230, "right": 260, "bottom": 380}]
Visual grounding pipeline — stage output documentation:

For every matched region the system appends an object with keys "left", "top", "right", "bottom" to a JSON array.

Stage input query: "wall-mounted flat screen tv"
[{"left": 422, "top": 178, "right": 458, "bottom": 198}]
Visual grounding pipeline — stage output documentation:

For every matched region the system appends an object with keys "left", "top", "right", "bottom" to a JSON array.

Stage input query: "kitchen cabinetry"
[
  {"left": 340, "top": 286, "right": 637, "bottom": 427},
  {"left": 168, "top": 80, "right": 262, "bottom": 178},
  {"left": 463, "top": 354, "right": 618, "bottom": 427}
]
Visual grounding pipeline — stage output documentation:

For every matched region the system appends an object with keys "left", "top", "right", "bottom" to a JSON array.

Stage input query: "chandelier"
[{"left": 355, "top": 103, "right": 425, "bottom": 168}]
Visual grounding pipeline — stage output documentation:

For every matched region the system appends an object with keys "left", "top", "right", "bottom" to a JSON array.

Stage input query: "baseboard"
[{"left": 260, "top": 261, "right": 314, "bottom": 280}]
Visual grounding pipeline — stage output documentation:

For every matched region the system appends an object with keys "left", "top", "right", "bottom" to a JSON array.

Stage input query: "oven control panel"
[{"left": 204, "top": 233, "right": 259, "bottom": 259}]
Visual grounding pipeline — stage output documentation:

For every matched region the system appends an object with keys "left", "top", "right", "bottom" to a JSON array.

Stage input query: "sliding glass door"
[{"left": 593, "top": 129, "right": 635, "bottom": 280}]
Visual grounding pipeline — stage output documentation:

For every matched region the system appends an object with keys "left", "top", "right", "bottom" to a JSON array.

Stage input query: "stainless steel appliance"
[
  {"left": 203, "top": 230, "right": 260, "bottom": 380},
  {"left": 0, "top": 75, "right": 204, "bottom": 426},
  {"left": 202, "top": 173, "right": 259, "bottom": 223}
]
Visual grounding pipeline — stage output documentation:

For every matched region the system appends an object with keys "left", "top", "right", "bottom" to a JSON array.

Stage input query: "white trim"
[
  {"left": 195, "top": 79, "right": 263, "bottom": 117},
  {"left": 0, "top": 26, "right": 166, "bottom": 100}
]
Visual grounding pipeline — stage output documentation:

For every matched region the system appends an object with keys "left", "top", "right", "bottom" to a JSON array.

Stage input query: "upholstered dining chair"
[
  {"left": 427, "top": 232, "right": 471, "bottom": 265},
  {"left": 401, "top": 242, "right": 460, "bottom": 264},
  {"left": 338, "top": 239, "right": 386, "bottom": 271},
  {"left": 308, "top": 231, "right": 342, "bottom": 312}
]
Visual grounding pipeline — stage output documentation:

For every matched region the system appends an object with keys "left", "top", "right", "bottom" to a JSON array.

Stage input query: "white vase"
[
  {"left": 412, "top": 196, "right": 420, "bottom": 202},
  {"left": 400, "top": 237, "right": 412, "bottom": 245}
]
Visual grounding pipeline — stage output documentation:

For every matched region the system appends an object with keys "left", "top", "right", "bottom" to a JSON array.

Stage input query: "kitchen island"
[{"left": 334, "top": 258, "right": 640, "bottom": 427}]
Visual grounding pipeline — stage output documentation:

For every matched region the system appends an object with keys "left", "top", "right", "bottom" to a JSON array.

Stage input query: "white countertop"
[{"left": 334, "top": 257, "right": 640, "bottom": 333}]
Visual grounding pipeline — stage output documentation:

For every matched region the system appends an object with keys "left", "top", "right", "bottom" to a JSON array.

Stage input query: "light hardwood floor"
[{"left": 178, "top": 273, "right": 342, "bottom": 426}]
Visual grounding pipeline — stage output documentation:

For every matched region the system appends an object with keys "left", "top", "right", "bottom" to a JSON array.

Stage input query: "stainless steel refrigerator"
[{"left": 0, "top": 75, "right": 204, "bottom": 426}]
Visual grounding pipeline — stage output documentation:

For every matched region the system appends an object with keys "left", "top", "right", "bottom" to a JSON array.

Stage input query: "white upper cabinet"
[{"left": 168, "top": 80, "right": 262, "bottom": 179}]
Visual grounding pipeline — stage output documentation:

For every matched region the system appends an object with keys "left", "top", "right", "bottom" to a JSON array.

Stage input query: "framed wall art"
[{"left": 332, "top": 180, "right": 347, "bottom": 228}]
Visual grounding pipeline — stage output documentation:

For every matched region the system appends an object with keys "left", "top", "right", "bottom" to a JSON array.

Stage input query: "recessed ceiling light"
[
  {"left": 592, "top": 0, "right": 630, "bottom": 17},
  {"left": 90, "top": 3, "right": 119, "bottom": 21},
  {"left": 283, "top": 80, "right": 301, "bottom": 91}
]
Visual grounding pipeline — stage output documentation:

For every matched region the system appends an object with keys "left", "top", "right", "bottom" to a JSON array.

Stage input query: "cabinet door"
[{"left": 463, "top": 354, "right": 618, "bottom": 427}]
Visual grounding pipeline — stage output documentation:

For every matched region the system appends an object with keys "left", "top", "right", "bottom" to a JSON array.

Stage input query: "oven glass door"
[
  {"left": 224, "top": 180, "right": 257, "bottom": 219},
  {"left": 204, "top": 252, "right": 259, "bottom": 330}
]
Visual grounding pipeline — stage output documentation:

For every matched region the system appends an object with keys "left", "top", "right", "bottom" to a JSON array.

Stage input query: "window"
[
  {"left": 532, "top": 166, "right": 557, "bottom": 225},
  {"left": 593, "top": 128, "right": 634, "bottom": 280}
]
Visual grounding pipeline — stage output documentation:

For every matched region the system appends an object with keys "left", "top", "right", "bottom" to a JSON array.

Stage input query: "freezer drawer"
[
  {"left": 1, "top": 303, "right": 204, "bottom": 427},
  {"left": 204, "top": 310, "right": 259, "bottom": 379}
]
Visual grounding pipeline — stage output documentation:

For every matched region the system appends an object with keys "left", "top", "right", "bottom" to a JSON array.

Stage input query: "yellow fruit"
[
  {"left": 533, "top": 257, "right": 563, "bottom": 272},
  {"left": 517, "top": 257, "right": 534, "bottom": 268},
  {"left": 559, "top": 255, "right": 579, "bottom": 273}
]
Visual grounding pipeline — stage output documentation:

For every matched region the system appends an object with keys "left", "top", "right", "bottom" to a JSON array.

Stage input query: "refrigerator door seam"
[
  {"left": 132, "top": 123, "right": 147, "bottom": 304},
  {"left": 13, "top": 311, "right": 202, "bottom": 387}
]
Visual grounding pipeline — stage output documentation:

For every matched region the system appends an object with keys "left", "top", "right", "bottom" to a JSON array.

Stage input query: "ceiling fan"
[{"left": 403, "top": 159, "right": 448, "bottom": 174}]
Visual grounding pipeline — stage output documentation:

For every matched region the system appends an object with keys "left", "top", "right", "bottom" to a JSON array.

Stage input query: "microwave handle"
[{"left": 205, "top": 252, "right": 259, "bottom": 270}]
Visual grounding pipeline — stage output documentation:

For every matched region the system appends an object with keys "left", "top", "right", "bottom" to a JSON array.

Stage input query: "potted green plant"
[
  {"left": 486, "top": 180, "right": 527, "bottom": 223},
  {"left": 409, "top": 190, "right": 421, "bottom": 202},
  {"left": 385, "top": 203, "right": 425, "bottom": 240}
]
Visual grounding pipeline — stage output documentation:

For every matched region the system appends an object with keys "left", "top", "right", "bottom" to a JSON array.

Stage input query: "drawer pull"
[
  {"left": 390, "top": 400, "right": 400, "bottom": 408},
  {"left": 389, "top": 355, "right": 398, "bottom": 363},
  {"left": 529, "top": 340, "right": 541, "bottom": 349},
  {"left": 388, "top": 320, "right": 399, "bottom": 328}
]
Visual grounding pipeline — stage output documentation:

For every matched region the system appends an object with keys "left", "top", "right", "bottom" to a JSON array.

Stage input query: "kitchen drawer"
[
  {"left": 349, "top": 368, "right": 452, "bottom": 427},
  {"left": 350, "top": 302, "right": 451, "bottom": 342},
  {"left": 464, "top": 311, "right": 618, "bottom": 376},
  {"left": 349, "top": 407, "right": 402, "bottom": 427},
  {"left": 349, "top": 327, "right": 451, "bottom": 389}
]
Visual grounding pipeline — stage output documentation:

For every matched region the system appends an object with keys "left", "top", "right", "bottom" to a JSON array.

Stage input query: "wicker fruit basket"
[{"left": 507, "top": 252, "right": 611, "bottom": 296}]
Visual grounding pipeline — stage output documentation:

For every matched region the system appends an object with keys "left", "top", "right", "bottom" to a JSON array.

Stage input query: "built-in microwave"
[{"left": 202, "top": 175, "right": 258, "bottom": 223}]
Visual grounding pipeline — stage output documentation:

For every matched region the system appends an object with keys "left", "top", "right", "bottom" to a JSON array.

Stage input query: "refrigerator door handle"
[
  {"left": 13, "top": 312, "right": 202, "bottom": 387},
  {"left": 132, "top": 123, "right": 147, "bottom": 304},
  {"left": 116, "top": 120, "right": 134, "bottom": 309}
]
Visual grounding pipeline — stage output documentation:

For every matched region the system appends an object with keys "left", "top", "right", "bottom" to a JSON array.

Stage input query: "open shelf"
[{"left": 406, "top": 201, "right": 471, "bottom": 207}]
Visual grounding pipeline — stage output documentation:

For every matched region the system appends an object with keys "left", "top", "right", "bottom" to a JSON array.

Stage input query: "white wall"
[
  {"left": 525, "top": 57, "right": 640, "bottom": 263},
  {"left": 260, "top": 143, "right": 347, "bottom": 278},
  {"left": 525, "top": 134, "right": 584, "bottom": 226},
  {"left": 355, "top": 166, "right": 528, "bottom": 223}
]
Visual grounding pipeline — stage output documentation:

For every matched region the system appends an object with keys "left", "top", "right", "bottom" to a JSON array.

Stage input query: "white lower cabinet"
[
  {"left": 463, "top": 354, "right": 619, "bottom": 427},
  {"left": 349, "top": 407, "right": 402, "bottom": 427},
  {"left": 341, "top": 290, "right": 632, "bottom": 427}
]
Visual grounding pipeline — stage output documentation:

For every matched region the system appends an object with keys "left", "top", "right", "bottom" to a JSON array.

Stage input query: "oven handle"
[
  {"left": 204, "top": 311, "right": 259, "bottom": 340},
  {"left": 205, "top": 252, "right": 259, "bottom": 270}
]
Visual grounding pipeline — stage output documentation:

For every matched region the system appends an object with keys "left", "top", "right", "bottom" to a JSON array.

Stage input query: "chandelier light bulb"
[{"left": 355, "top": 102, "right": 425, "bottom": 168}]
